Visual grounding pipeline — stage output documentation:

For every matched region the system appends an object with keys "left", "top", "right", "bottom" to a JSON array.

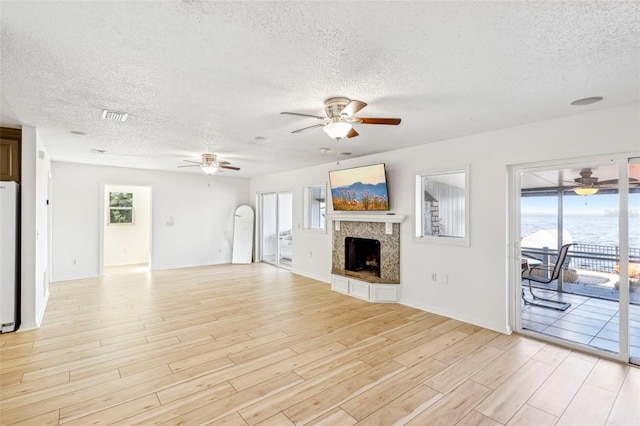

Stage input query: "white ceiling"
[{"left": 1, "top": 1, "right": 639, "bottom": 178}]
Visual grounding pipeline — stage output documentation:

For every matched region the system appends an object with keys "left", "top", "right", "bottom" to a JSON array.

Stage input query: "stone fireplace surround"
[
  {"left": 327, "top": 213, "right": 405, "bottom": 284},
  {"left": 332, "top": 221, "right": 400, "bottom": 283},
  {"left": 327, "top": 213, "right": 406, "bottom": 302}
]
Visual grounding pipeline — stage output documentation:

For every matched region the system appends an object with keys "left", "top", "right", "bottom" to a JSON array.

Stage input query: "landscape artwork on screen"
[{"left": 329, "top": 163, "right": 390, "bottom": 211}]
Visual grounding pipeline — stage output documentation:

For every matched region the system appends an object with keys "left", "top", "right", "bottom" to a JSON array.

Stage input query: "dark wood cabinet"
[{"left": 0, "top": 127, "right": 21, "bottom": 182}]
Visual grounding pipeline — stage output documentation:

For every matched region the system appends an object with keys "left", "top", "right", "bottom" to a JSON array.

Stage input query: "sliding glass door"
[
  {"left": 261, "top": 193, "right": 278, "bottom": 265},
  {"left": 515, "top": 156, "right": 638, "bottom": 364},
  {"left": 260, "top": 191, "right": 293, "bottom": 269},
  {"left": 277, "top": 192, "right": 293, "bottom": 268}
]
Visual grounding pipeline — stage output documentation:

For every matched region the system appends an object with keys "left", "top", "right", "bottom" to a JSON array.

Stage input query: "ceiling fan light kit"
[
  {"left": 574, "top": 187, "right": 599, "bottom": 196},
  {"left": 323, "top": 120, "right": 352, "bottom": 140},
  {"left": 201, "top": 165, "right": 218, "bottom": 175}
]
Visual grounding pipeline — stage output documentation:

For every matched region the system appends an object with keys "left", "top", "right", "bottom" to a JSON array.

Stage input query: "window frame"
[
  {"left": 414, "top": 165, "right": 470, "bottom": 246},
  {"left": 107, "top": 191, "right": 135, "bottom": 225},
  {"left": 302, "top": 183, "right": 327, "bottom": 233}
]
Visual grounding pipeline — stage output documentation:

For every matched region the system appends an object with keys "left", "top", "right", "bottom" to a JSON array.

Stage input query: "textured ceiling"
[{"left": 1, "top": 1, "right": 639, "bottom": 178}]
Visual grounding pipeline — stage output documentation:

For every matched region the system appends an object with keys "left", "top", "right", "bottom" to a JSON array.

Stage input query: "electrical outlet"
[
  {"left": 431, "top": 273, "right": 437, "bottom": 282},
  {"left": 309, "top": 251, "right": 313, "bottom": 257},
  {"left": 72, "top": 259, "right": 77, "bottom": 265}
]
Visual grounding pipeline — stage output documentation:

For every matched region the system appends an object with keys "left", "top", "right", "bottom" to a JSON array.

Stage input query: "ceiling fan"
[
  {"left": 281, "top": 97, "right": 401, "bottom": 140},
  {"left": 569, "top": 169, "right": 639, "bottom": 195},
  {"left": 178, "top": 153, "right": 240, "bottom": 175}
]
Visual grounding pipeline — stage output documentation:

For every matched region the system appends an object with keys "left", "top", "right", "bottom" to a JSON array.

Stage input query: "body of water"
[{"left": 521, "top": 215, "right": 640, "bottom": 249}]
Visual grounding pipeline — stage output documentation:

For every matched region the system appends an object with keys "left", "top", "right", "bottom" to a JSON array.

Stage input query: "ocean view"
[{"left": 521, "top": 214, "right": 640, "bottom": 249}]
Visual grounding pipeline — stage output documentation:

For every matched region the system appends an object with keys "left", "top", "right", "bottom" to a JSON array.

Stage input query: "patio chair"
[{"left": 521, "top": 243, "right": 574, "bottom": 311}]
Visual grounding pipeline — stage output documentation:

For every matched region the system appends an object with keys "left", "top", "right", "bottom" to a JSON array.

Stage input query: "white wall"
[
  {"left": 103, "top": 184, "right": 151, "bottom": 266},
  {"left": 250, "top": 103, "right": 640, "bottom": 333},
  {"left": 20, "top": 126, "right": 51, "bottom": 330},
  {"left": 52, "top": 163, "right": 250, "bottom": 281}
]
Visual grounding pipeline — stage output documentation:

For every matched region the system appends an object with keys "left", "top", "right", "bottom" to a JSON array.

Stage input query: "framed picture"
[
  {"left": 108, "top": 192, "right": 134, "bottom": 225},
  {"left": 328, "top": 163, "right": 390, "bottom": 211}
]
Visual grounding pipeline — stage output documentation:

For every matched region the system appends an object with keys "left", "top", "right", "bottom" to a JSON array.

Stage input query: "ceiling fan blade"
[
  {"left": 182, "top": 160, "right": 202, "bottom": 164},
  {"left": 217, "top": 160, "right": 230, "bottom": 165},
  {"left": 599, "top": 177, "right": 640, "bottom": 187},
  {"left": 219, "top": 165, "right": 240, "bottom": 171},
  {"left": 346, "top": 128, "right": 359, "bottom": 138},
  {"left": 177, "top": 164, "right": 200, "bottom": 168},
  {"left": 340, "top": 100, "right": 367, "bottom": 117},
  {"left": 356, "top": 117, "right": 401, "bottom": 125},
  {"left": 281, "top": 111, "right": 326, "bottom": 120},
  {"left": 291, "top": 123, "right": 325, "bottom": 134}
]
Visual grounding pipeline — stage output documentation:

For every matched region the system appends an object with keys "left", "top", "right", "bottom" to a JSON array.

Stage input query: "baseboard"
[
  {"left": 290, "top": 269, "right": 330, "bottom": 284},
  {"left": 51, "top": 272, "right": 100, "bottom": 282},
  {"left": 17, "top": 321, "right": 38, "bottom": 332},
  {"left": 16, "top": 289, "right": 50, "bottom": 332},
  {"left": 152, "top": 260, "right": 232, "bottom": 272},
  {"left": 399, "top": 298, "right": 511, "bottom": 335},
  {"left": 35, "top": 289, "right": 50, "bottom": 328}
]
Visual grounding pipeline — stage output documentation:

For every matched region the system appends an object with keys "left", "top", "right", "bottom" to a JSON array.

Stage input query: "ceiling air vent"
[{"left": 101, "top": 109, "right": 129, "bottom": 122}]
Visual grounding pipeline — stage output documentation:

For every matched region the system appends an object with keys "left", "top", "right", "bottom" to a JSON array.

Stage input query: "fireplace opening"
[{"left": 345, "top": 237, "right": 381, "bottom": 277}]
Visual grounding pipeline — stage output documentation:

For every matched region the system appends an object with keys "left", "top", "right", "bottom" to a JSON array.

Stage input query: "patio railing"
[{"left": 522, "top": 244, "right": 640, "bottom": 275}]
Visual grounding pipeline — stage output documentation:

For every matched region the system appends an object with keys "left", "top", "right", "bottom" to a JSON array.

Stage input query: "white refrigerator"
[{"left": 0, "top": 181, "right": 20, "bottom": 333}]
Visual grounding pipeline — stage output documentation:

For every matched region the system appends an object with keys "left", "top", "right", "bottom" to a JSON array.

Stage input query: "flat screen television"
[{"left": 329, "top": 163, "right": 390, "bottom": 211}]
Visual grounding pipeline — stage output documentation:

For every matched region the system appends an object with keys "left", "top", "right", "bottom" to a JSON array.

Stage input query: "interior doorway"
[
  {"left": 103, "top": 184, "right": 152, "bottom": 275},
  {"left": 260, "top": 191, "right": 293, "bottom": 269}
]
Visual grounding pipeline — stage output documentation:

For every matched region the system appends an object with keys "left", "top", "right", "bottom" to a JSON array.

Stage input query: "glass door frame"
[
  {"left": 628, "top": 157, "right": 639, "bottom": 365},
  {"left": 509, "top": 154, "right": 633, "bottom": 364},
  {"left": 259, "top": 192, "right": 278, "bottom": 266},
  {"left": 257, "top": 190, "right": 293, "bottom": 269}
]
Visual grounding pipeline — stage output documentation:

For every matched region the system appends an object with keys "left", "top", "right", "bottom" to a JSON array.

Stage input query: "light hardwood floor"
[{"left": 1, "top": 263, "right": 638, "bottom": 425}]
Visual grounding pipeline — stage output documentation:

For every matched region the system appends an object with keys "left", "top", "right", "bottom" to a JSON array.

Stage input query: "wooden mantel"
[{"left": 324, "top": 213, "right": 407, "bottom": 224}]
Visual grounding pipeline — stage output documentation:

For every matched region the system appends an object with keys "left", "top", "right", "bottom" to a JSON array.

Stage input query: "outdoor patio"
[{"left": 521, "top": 278, "right": 640, "bottom": 359}]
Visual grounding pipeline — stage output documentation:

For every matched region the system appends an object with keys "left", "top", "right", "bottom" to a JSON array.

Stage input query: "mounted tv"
[{"left": 329, "top": 163, "right": 390, "bottom": 211}]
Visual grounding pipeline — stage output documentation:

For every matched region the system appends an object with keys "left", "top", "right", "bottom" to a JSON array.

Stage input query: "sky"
[
  {"left": 522, "top": 193, "right": 640, "bottom": 215},
  {"left": 329, "top": 163, "right": 386, "bottom": 187}
]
